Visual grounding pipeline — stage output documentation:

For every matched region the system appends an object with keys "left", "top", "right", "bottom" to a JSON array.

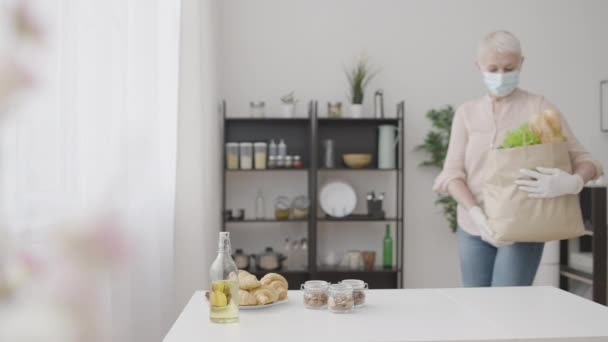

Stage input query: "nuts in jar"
[
  {"left": 301, "top": 280, "right": 329, "bottom": 310},
  {"left": 339, "top": 279, "right": 368, "bottom": 307},
  {"left": 327, "top": 283, "right": 354, "bottom": 313}
]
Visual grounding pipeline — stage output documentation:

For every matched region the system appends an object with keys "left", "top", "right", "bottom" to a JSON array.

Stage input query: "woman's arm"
[
  {"left": 447, "top": 179, "right": 478, "bottom": 210},
  {"left": 574, "top": 161, "right": 597, "bottom": 184},
  {"left": 432, "top": 106, "right": 468, "bottom": 193}
]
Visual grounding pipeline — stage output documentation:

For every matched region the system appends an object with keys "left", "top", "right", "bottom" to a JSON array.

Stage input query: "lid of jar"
[
  {"left": 328, "top": 283, "right": 353, "bottom": 293},
  {"left": 293, "top": 155, "right": 301, "bottom": 160},
  {"left": 239, "top": 142, "right": 253, "bottom": 147},
  {"left": 292, "top": 195, "right": 310, "bottom": 209},
  {"left": 340, "top": 279, "right": 366, "bottom": 289},
  {"left": 226, "top": 142, "right": 239, "bottom": 147},
  {"left": 285, "top": 156, "right": 293, "bottom": 161},
  {"left": 269, "top": 156, "right": 277, "bottom": 160},
  {"left": 274, "top": 196, "right": 291, "bottom": 209},
  {"left": 254, "top": 142, "right": 267, "bottom": 147},
  {"left": 303, "top": 280, "right": 329, "bottom": 290}
]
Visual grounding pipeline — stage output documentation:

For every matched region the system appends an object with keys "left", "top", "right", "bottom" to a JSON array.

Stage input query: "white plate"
[
  {"left": 320, "top": 181, "right": 357, "bottom": 218},
  {"left": 204, "top": 291, "right": 289, "bottom": 310},
  {"left": 239, "top": 298, "right": 289, "bottom": 310}
]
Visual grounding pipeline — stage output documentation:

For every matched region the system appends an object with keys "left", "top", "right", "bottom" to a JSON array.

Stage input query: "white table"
[{"left": 164, "top": 287, "right": 608, "bottom": 341}]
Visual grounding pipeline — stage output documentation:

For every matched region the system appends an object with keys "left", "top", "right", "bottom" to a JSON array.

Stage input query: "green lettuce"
[{"left": 500, "top": 123, "right": 540, "bottom": 149}]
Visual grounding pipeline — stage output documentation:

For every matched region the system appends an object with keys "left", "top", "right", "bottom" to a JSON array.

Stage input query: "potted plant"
[
  {"left": 345, "top": 55, "right": 377, "bottom": 118},
  {"left": 417, "top": 106, "right": 458, "bottom": 232},
  {"left": 280, "top": 91, "right": 297, "bottom": 118}
]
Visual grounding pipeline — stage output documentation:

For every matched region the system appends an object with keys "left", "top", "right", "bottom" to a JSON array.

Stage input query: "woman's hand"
[
  {"left": 516, "top": 167, "right": 584, "bottom": 198},
  {"left": 469, "top": 206, "right": 512, "bottom": 247}
]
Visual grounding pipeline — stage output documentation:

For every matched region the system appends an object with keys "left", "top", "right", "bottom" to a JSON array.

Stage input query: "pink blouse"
[{"left": 433, "top": 88, "right": 604, "bottom": 235}]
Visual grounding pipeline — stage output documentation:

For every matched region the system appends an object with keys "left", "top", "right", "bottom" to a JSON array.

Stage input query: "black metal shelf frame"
[{"left": 220, "top": 100, "right": 406, "bottom": 289}]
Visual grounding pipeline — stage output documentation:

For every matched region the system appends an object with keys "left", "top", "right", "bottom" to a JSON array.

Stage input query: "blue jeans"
[{"left": 457, "top": 228, "right": 545, "bottom": 287}]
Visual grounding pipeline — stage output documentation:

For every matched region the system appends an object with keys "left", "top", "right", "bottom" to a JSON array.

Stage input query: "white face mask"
[{"left": 483, "top": 71, "right": 520, "bottom": 97}]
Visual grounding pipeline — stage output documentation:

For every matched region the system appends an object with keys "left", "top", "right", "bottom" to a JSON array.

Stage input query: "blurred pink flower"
[
  {"left": 0, "top": 58, "right": 33, "bottom": 104},
  {"left": 57, "top": 216, "right": 131, "bottom": 270},
  {"left": 14, "top": 0, "right": 43, "bottom": 42}
]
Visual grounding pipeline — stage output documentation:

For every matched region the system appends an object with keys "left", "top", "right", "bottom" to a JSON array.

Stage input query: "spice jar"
[
  {"left": 268, "top": 155, "right": 277, "bottom": 169},
  {"left": 239, "top": 142, "right": 253, "bottom": 170},
  {"left": 226, "top": 142, "right": 239, "bottom": 170},
  {"left": 254, "top": 142, "right": 267, "bottom": 170},
  {"left": 301, "top": 280, "right": 329, "bottom": 310},
  {"left": 276, "top": 155, "right": 285, "bottom": 168},
  {"left": 284, "top": 155, "right": 293, "bottom": 168},
  {"left": 339, "top": 279, "right": 368, "bottom": 307},
  {"left": 328, "top": 283, "right": 354, "bottom": 313},
  {"left": 293, "top": 155, "right": 303, "bottom": 168}
]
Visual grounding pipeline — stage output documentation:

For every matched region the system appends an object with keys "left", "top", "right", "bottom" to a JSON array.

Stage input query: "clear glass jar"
[
  {"left": 301, "top": 280, "right": 329, "bottom": 310},
  {"left": 284, "top": 155, "right": 293, "bottom": 168},
  {"left": 268, "top": 155, "right": 277, "bottom": 169},
  {"left": 250, "top": 101, "right": 266, "bottom": 118},
  {"left": 276, "top": 155, "right": 285, "bottom": 168},
  {"left": 291, "top": 195, "right": 310, "bottom": 219},
  {"left": 226, "top": 142, "right": 239, "bottom": 170},
  {"left": 328, "top": 102, "right": 343, "bottom": 118},
  {"left": 239, "top": 142, "right": 253, "bottom": 170},
  {"left": 327, "top": 283, "right": 354, "bottom": 313},
  {"left": 254, "top": 142, "right": 267, "bottom": 170},
  {"left": 339, "top": 279, "right": 368, "bottom": 307},
  {"left": 274, "top": 196, "right": 291, "bottom": 220}
]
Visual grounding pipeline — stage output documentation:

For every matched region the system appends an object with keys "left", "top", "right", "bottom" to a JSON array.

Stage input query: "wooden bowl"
[{"left": 343, "top": 154, "right": 372, "bottom": 169}]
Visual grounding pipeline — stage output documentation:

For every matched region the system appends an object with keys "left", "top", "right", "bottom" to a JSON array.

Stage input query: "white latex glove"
[
  {"left": 468, "top": 206, "right": 512, "bottom": 247},
  {"left": 516, "top": 167, "right": 584, "bottom": 198}
]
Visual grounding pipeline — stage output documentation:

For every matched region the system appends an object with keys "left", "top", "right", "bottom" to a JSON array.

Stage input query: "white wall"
[{"left": 217, "top": 0, "right": 608, "bottom": 288}]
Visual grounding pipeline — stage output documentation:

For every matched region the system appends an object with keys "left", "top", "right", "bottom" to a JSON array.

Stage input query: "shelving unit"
[
  {"left": 559, "top": 186, "right": 607, "bottom": 305},
  {"left": 220, "top": 100, "right": 405, "bottom": 289}
]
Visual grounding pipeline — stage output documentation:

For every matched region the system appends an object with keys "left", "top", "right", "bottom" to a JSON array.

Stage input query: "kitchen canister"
[
  {"left": 377, "top": 125, "right": 399, "bottom": 169},
  {"left": 239, "top": 142, "right": 253, "bottom": 170}
]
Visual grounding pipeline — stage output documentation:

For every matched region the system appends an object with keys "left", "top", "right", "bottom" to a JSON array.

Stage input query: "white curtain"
[{"left": 0, "top": 0, "right": 181, "bottom": 341}]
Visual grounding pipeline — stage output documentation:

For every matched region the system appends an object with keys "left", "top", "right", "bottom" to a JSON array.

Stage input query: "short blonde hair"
[{"left": 477, "top": 30, "right": 522, "bottom": 58}]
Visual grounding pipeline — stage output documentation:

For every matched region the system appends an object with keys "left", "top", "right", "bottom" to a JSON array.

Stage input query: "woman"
[{"left": 433, "top": 31, "right": 603, "bottom": 287}]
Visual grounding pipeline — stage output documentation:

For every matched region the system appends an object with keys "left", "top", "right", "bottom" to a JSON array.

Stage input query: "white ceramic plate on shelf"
[
  {"left": 319, "top": 181, "right": 357, "bottom": 218},
  {"left": 204, "top": 291, "right": 289, "bottom": 310}
]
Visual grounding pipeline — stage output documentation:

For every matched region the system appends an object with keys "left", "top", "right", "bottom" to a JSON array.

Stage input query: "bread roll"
[
  {"left": 260, "top": 273, "right": 288, "bottom": 288},
  {"left": 238, "top": 270, "right": 261, "bottom": 290},
  {"left": 250, "top": 285, "right": 278, "bottom": 305},
  {"left": 238, "top": 289, "right": 257, "bottom": 306}
]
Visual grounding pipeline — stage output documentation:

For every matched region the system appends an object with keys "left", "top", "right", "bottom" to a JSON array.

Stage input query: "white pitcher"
[{"left": 378, "top": 125, "right": 399, "bottom": 169}]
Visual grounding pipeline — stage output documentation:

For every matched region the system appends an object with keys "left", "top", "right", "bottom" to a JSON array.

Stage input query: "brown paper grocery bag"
[{"left": 483, "top": 142, "right": 584, "bottom": 242}]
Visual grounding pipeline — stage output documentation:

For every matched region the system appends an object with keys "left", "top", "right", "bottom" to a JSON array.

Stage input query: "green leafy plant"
[
  {"left": 344, "top": 55, "right": 378, "bottom": 104},
  {"left": 500, "top": 123, "right": 540, "bottom": 149},
  {"left": 417, "top": 106, "right": 458, "bottom": 232}
]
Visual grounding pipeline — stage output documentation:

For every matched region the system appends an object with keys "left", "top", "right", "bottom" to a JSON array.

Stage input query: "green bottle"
[{"left": 383, "top": 224, "right": 393, "bottom": 269}]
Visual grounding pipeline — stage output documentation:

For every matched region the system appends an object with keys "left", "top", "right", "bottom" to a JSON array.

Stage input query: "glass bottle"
[
  {"left": 255, "top": 189, "right": 265, "bottom": 219},
  {"left": 383, "top": 224, "right": 393, "bottom": 269},
  {"left": 209, "top": 232, "right": 239, "bottom": 323},
  {"left": 278, "top": 139, "right": 287, "bottom": 160},
  {"left": 269, "top": 139, "right": 278, "bottom": 159}
]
